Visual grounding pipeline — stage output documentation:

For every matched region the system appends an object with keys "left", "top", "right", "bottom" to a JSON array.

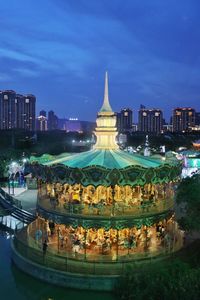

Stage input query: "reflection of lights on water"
[
  {"left": 6, "top": 232, "right": 13, "bottom": 239},
  {"left": 0, "top": 231, "right": 14, "bottom": 240}
]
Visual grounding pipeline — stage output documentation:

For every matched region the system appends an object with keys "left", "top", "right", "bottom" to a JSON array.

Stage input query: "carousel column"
[
  {"left": 111, "top": 185, "right": 115, "bottom": 216},
  {"left": 144, "top": 226, "right": 148, "bottom": 252},
  {"left": 116, "top": 229, "right": 119, "bottom": 261},
  {"left": 97, "top": 186, "right": 100, "bottom": 203},
  {"left": 128, "top": 228, "right": 130, "bottom": 256},
  {"left": 117, "top": 186, "right": 120, "bottom": 203},
  {"left": 80, "top": 187, "right": 83, "bottom": 212},
  {"left": 84, "top": 228, "right": 87, "bottom": 260},
  {"left": 57, "top": 226, "right": 60, "bottom": 254},
  {"left": 125, "top": 186, "right": 128, "bottom": 203}
]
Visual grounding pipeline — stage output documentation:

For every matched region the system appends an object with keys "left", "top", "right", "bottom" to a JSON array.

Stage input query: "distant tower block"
[{"left": 94, "top": 72, "right": 118, "bottom": 150}]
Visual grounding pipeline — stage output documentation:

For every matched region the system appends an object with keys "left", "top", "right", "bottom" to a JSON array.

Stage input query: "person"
[
  {"left": 35, "top": 229, "right": 42, "bottom": 242},
  {"left": 48, "top": 221, "right": 55, "bottom": 235},
  {"left": 129, "top": 234, "right": 135, "bottom": 248},
  {"left": 43, "top": 240, "right": 48, "bottom": 256}
]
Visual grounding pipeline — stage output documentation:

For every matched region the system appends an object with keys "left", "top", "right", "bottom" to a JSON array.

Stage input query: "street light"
[
  {"left": 7, "top": 157, "right": 27, "bottom": 195},
  {"left": 8, "top": 161, "right": 19, "bottom": 195}
]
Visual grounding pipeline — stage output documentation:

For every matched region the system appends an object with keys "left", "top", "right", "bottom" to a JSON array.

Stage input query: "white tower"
[{"left": 94, "top": 72, "right": 118, "bottom": 150}]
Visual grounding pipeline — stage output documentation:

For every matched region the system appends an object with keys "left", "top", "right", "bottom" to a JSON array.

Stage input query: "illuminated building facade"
[
  {"left": 117, "top": 108, "right": 133, "bottom": 132},
  {"left": 36, "top": 115, "right": 48, "bottom": 131},
  {"left": 172, "top": 107, "right": 195, "bottom": 132},
  {"left": 48, "top": 110, "right": 58, "bottom": 130},
  {"left": 0, "top": 90, "right": 36, "bottom": 131},
  {"left": 138, "top": 108, "right": 163, "bottom": 134}
]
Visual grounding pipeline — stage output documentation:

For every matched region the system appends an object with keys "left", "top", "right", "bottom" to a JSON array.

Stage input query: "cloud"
[
  {"left": 13, "top": 68, "right": 39, "bottom": 78},
  {"left": 0, "top": 74, "right": 11, "bottom": 81},
  {"left": 0, "top": 0, "right": 200, "bottom": 121}
]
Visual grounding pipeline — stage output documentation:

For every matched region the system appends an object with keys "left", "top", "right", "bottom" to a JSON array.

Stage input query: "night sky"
[{"left": 0, "top": 0, "right": 200, "bottom": 122}]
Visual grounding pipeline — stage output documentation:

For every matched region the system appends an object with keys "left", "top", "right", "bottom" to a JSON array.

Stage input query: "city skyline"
[
  {"left": 0, "top": 88, "right": 199, "bottom": 130},
  {"left": 0, "top": 1, "right": 200, "bottom": 122}
]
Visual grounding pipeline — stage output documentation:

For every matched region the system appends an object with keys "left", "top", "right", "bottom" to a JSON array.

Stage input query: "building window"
[
  {"left": 4, "top": 95, "right": 8, "bottom": 100},
  {"left": 25, "top": 98, "right": 29, "bottom": 103}
]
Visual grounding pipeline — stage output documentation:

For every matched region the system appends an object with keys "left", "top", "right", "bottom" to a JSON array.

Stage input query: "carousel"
[{"left": 12, "top": 73, "right": 184, "bottom": 290}]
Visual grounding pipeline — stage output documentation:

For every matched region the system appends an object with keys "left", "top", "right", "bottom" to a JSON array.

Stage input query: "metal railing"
[
  {"left": 0, "top": 187, "right": 22, "bottom": 209},
  {"left": 0, "top": 187, "right": 36, "bottom": 224},
  {"left": 13, "top": 226, "right": 184, "bottom": 276}
]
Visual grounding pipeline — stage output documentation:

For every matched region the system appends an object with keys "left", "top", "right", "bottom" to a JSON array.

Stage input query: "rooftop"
[{"left": 30, "top": 149, "right": 174, "bottom": 169}]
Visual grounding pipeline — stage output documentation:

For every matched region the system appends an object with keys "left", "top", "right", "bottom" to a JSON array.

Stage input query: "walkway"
[
  {"left": 14, "top": 189, "right": 38, "bottom": 214},
  {"left": 2, "top": 187, "right": 38, "bottom": 214},
  {"left": 0, "top": 187, "right": 38, "bottom": 226}
]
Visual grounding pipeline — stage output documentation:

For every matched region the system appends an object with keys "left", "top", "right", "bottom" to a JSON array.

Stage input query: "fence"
[{"left": 13, "top": 225, "right": 184, "bottom": 276}]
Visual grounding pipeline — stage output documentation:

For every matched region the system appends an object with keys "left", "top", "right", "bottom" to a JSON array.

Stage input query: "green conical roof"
[{"left": 30, "top": 149, "right": 173, "bottom": 169}]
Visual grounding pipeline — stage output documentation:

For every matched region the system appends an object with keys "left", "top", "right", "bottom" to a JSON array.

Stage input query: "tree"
[
  {"left": 115, "top": 260, "right": 200, "bottom": 300},
  {"left": 176, "top": 174, "right": 200, "bottom": 231}
]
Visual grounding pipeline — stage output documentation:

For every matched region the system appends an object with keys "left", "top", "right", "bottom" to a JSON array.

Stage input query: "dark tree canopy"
[
  {"left": 116, "top": 260, "right": 200, "bottom": 300},
  {"left": 176, "top": 174, "right": 200, "bottom": 231}
]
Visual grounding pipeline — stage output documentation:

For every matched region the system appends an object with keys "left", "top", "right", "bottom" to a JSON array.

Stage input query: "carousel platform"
[{"left": 11, "top": 225, "right": 183, "bottom": 291}]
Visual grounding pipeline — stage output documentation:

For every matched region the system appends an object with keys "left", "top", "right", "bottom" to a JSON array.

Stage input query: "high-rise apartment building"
[
  {"left": 39, "top": 110, "right": 47, "bottom": 117},
  {"left": 36, "top": 115, "right": 48, "bottom": 131},
  {"left": 22, "top": 94, "right": 36, "bottom": 131},
  {"left": 48, "top": 110, "right": 58, "bottom": 130},
  {"left": 0, "top": 90, "right": 36, "bottom": 131},
  {"left": 116, "top": 108, "right": 133, "bottom": 132},
  {"left": 195, "top": 112, "right": 200, "bottom": 125},
  {"left": 0, "top": 90, "right": 16, "bottom": 129},
  {"left": 138, "top": 108, "right": 163, "bottom": 134},
  {"left": 172, "top": 108, "right": 195, "bottom": 132}
]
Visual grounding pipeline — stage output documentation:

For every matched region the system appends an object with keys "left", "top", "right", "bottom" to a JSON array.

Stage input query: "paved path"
[
  {"left": 2, "top": 187, "right": 38, "bottom": 214},
  {"left": 3, "top": 187, "right": 27, "bottom": 197},
  {"left": 14, "top": 189, "right": 38, "bottom": 214}
]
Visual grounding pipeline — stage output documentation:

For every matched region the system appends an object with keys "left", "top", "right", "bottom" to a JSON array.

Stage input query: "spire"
[{"left": 100, "top": 71, "right": 113, "bottom": 113}]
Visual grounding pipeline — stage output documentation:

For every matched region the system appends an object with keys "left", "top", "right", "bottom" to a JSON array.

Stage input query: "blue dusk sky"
[{"left": 0, "top": 0, "right": 200, "bottom": 122}]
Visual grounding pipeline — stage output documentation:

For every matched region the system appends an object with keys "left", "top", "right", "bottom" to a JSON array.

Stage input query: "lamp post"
[
  {"left": 111, "top": 185, "right": 115, "bottom": 216},
  {"left": 20, "top": 157, "right": 27, "bottom": 188},
  {"left": 7, "top": 158, "right": 27, "bottom": 195},
  {"left": 8, "top": 161, "right": 18, "bottom": 195}
]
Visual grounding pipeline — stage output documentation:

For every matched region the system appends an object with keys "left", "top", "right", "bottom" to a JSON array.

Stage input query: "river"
[{"left": 0, "top": 229, "right": 116, "bottom": 300}]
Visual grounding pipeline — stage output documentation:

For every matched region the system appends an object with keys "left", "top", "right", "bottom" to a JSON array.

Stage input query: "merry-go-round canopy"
[{"left": 28, "top": 73, "right": 181, "bottom": 187}]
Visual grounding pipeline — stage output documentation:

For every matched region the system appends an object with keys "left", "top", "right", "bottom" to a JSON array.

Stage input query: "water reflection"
[{"left": 0, "top": 230, "right": 115, "bottom": 300}]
